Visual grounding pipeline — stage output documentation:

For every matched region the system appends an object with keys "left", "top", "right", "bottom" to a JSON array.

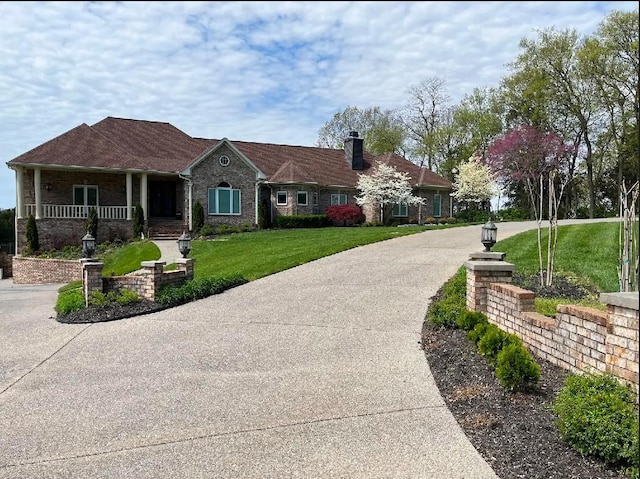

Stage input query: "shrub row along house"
[{"left": 6, "top": 117, "right": 452, "bottom": 252}]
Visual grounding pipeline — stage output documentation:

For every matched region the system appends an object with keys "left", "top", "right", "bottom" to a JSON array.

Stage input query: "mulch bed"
[
  {"left": 56, "top": 299, "right": 168, "bottom": 323},
  {"left": 420, "top": 272, "right": 631, "bottom": 479}
]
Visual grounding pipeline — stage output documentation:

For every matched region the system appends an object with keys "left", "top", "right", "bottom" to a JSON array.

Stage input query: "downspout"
[
  {"left": 178, "top": 173, "right": 192, "bottom": 232},
  {"left": 254, "top": 181, "right": 261, "bottom": 226}
]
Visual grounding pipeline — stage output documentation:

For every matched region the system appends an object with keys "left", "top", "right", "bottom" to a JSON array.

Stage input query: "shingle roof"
[{"left": 7, "top": 117, "right": 452, "bottom": 189}]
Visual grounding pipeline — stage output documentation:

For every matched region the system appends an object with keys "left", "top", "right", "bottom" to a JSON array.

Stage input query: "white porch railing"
[{"left": 26, "top": 204, "right": 132, "bottom": 220}]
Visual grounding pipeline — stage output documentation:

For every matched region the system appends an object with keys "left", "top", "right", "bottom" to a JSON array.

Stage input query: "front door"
[{"left": 149, "top": 181, "right": 176, "bottom": 218}]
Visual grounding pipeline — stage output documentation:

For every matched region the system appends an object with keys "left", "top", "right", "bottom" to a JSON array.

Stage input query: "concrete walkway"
[{"left": 0, "top": 219, "right": 618, "bottom": 478}]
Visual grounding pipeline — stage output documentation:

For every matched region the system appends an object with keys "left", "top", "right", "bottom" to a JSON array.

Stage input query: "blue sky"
[{"left": 1, "top": 1, "right": 637, "bottom": 209}]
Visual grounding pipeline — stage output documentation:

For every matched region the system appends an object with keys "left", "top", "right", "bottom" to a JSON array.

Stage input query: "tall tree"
[
  {"left": 316, "top": 106, "right": 406, "bottom": 155},
  {"left": 401, "top": 76, "right": 452, "bottom": 170},
  {"left": 503, "top": 28, "right": 600, "bottom": 218},
  {"left": 579, "top": 9, "right": 639, "bottom": 208}
]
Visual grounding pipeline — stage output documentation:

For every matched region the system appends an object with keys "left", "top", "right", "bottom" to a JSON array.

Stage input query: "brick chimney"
[{"left": 344, "top": 131, "right": 364, "bottom": 170}]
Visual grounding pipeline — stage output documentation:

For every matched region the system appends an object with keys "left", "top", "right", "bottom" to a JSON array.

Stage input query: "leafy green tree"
[
  {"left": 0, "top": 208, "right": 15, "bottom": 250},
  {"left": 316, "top": 105, "right": 406, "bottom": 156}
]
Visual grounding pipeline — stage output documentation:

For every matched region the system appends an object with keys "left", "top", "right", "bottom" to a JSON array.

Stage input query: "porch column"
[
  {"left": 34, "top": 168, "right": 42, "bottom": 219},
  {"left": 15, "top": 167, "right": 25, "bottom": 219},
  {"left": 140, "top": 173, "right": 148, "bottom": 219},
  {"left": 126, "top": 172, "right": 132, "bottom": 220}
]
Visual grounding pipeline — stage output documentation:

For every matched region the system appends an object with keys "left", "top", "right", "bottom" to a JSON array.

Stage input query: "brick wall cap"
[
  {"left": 141, "top": 261, "right": 166, "bottom": 267},
  {"left": 464, "top": 260, "right": 515, "bottom": 272},
  {"left": 468, "top": 251, "right": 506, "bottom": 261},
  {"left": 175, "top": 258, "right": 194, "bottom": 265},
  {"left": 557, "top": 304, "right": 609, "bottom": 327},
  {"left": 600, "top": 292, "right": 639, "bottom": 311}
]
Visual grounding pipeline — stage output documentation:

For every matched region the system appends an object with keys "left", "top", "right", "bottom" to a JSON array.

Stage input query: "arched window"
[{"left": 208, "top": 182, "right": 241, "bottom": 215}]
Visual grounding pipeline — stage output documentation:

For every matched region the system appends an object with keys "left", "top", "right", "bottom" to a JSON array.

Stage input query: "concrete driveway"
[{"left": 0, "top": 219, "right": 617, "bottom": 478}]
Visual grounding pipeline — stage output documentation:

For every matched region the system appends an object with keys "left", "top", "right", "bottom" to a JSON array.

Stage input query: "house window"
[
  {"left": 276, "top": 191, "right": 287, "bottom": 205},
  {"left": 433, "top": 194, "right": 442, "bottom": 217},
  {"left": 297, "top": 191, "right": 308, "bottom": 206},
  {"left": 208, "top": 183, "right": 241, "bottom": 215},
  {"left": 73, "top": 185, "right": 98, "bottom": 212},
  {"left": 392, "top": 203, "right": 408, "bottom": 217},
  {"left": 312, "top": 192, "right": 318, "bottom": 206},
  {"left": 331, "top": 193, "right": 347, "bottom": 205}
]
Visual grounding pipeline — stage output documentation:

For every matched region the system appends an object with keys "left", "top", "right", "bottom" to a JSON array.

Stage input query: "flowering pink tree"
[{"left": 486, "top": 125, "right": 575, "bottom": 286}]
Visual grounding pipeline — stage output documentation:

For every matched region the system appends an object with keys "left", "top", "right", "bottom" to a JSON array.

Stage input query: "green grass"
[
  {"left": 191, "top": 226, "right": 437, "bottom": 280},
  {"left": 494, "top": 222, "right": 621, "bottom": 293},
  {"left": 99, "top": 240, "right": 160, "bottom": 276}
]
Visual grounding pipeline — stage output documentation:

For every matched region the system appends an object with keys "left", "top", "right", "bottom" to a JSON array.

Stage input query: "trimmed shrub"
[
  {"left": 467, "top": 321, "right": 490, "bottom": 344},
  {"left": 193, "top": 200, "right": 205, "bottom": 232},
  {"left": 456, "top": 310, "right": 488, "bottom": 331},
  {"left": 325, "top": 204, "right": 365, "bottom": 226},
  {"left": 198, "top": 224, "right": 215, "bottom": 237},
  {"left": 477, "top": 325, "right": 522, "bottom": 364},
  {"left": 55, "top": 288, "right": 85, "bottom": 315},
  {"left": 133, "top": 203, "right": 145, "bottom": 238},
  {"left": 156, "top": 275, "right": 248, "bottom": 307},
  {"left": 495, "top": 343, "right": 541, "bottom": 390},
  {"left": 427, "top": 267, "right": 467, "bottom": 328},
  {"left": 552, "top": 373, "right": 639, "bottom": 469},
  {"left": 84, "top": 207, "right": 99, "bottom": 239},
  {"left": 25, "top": 214, "right": 39, "bottom": 253},
  {"left": 274, "top": 214, "right": 329, "bottom": 229}
]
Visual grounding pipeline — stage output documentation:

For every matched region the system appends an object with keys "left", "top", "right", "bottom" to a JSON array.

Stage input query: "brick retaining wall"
[
  {"left": 12, "top": 256, "right": 81, "bottom": 284},
  {"left": 485, "top": 282, "right": 638, "bottom": 394}
]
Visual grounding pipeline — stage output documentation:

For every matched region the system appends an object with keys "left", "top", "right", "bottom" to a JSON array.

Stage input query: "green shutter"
[
  {"left": 208, "top": 189, "right": 216, "bottom": 214},
  {"left": 392, "top": 203, "right": 400, "bottom": 216},
  {"left": 232, "top": 189, "right": 240, "bottom": 214},
  {"left": 434, "top": 194, "right": 441, "bottom": 217}
]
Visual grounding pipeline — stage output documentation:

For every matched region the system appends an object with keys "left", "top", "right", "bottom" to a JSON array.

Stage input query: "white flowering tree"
[
  {"left": 355, "top": 162, "right": 424, "bottom": 224},
  {"left": 451, "top": 153, "right": 497, "bottom": 210}
]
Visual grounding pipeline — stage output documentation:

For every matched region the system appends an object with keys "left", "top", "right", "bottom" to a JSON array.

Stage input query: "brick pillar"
[
  {"left": 465, "top": 255, "right": 515, "bottom": 313},
  {"left": 81, "top": 259, "right": 104, "bottom": 307},
  {"left": 140, "top": 261, "right": 166, "bottom": 300},
  {"left": 600, "top": 292, "right": 639, "bottom": 396},
  {"left": 176, "top": 258, "right": 195, "bottom": 281}
]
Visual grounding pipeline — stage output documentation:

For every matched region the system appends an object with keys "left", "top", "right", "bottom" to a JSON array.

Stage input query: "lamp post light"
[
  {"left": 178, "top": 231, "right": 191, "bottom": 258},
  {"left": 481, "top": 220, "right": 497, "bottom": 252},
  {"left": 81, "top": 231, "right": 96, "bottom": 258}
]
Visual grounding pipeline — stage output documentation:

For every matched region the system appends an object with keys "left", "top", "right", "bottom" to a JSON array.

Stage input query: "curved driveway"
[{"left": 0, "top": 219, "right": 616, "bottom": 478}]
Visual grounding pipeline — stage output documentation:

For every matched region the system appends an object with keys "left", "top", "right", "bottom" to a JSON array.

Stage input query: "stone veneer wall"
[
  {"left": 485, "top": 283, "right": 639, "bottom": 394},
  {"left": 12, "top": 257, "right": 81, "bottom": 284},
  {"left": 16, "top": 218, "right": 133, "bottom": 253}
]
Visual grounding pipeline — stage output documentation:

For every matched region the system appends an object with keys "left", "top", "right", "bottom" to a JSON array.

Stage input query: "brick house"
[{"left": 6, "top": 117, "right": 452, "bottom": 252}]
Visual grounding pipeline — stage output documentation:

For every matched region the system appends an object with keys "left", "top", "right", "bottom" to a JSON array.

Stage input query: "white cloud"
[{"left": 0, "top": 0, "right": 637, "bottom": 208}]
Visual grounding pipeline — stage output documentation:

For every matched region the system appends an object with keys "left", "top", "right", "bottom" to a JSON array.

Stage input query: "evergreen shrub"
[
  {"left": 495, "top": 343, "right": 541, "bottom": 390},
  {"left": 553, "top": 373, "right": 639, "bottom": 470}
]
